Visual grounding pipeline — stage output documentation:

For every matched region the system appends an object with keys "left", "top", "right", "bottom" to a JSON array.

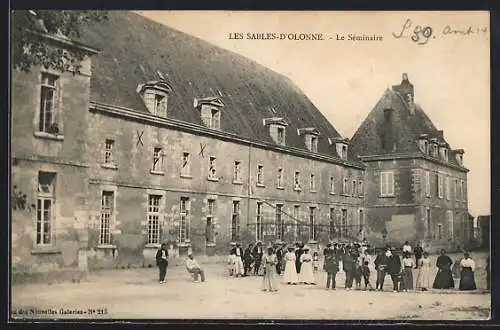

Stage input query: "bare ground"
[{"left": 11, "top": 261, "right": 490, "bottom": 321}]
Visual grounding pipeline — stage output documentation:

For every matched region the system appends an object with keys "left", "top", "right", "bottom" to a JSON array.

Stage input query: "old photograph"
[{"left": 10, "top": 10, "right": 490, "bottom": 320}]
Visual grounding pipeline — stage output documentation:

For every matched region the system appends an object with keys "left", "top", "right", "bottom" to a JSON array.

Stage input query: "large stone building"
[
  {"left": 349, "top": 73, "right": 472, "bottom": 251},
  {"left": 11, "top": 11, "right": 472, "bottom": 278}
]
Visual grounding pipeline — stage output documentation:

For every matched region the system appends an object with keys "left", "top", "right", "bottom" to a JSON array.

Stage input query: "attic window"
[
  {"left": 137, "top": 80, "right": 172, "bottom": 118},
  {"left": 329, "top": 137, "right": 349, "bottom": 160},
  {"left": 418, "top": 135, "right": 429, "bottom": 154},
  {"left": 298, "top": 128, "right": 320, "bottom": 153},
  {"left": 263, "top": 117, "right": 288, "bottom": 146},
  {"left": 194, "top": 97, "right": 224, "bottom": 130}
]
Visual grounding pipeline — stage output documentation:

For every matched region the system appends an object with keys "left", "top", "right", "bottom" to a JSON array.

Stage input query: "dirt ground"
[{"left": 11, "top": 251, "right": 490, "bottom": 321}]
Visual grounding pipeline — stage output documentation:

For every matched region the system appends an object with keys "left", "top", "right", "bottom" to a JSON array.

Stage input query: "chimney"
[
  {"left": 392, "top": 73, "right": 415, "bottom": 114},
  {"left": 437, "top": 130, "right": 444, "bottom": 139}
]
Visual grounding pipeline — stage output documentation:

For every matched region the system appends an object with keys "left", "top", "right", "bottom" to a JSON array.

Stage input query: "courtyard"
[{"left": 11, "top": 252, "right": 490, "bottom": 321}]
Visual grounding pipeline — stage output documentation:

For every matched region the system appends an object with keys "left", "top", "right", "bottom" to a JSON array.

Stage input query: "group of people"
[{"left": 155, "top": 240, "right": 482, "bottom": 293}]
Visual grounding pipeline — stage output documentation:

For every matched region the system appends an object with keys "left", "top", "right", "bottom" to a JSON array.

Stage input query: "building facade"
[
  {"left": 349, "top": 74, "right": 472, "bottom": 252},
  {"left": 11, "top": 12, "right": 365, "bottom": 274},
  {"left": 11, "top": 12, "right": 473, "bottom": 278}
]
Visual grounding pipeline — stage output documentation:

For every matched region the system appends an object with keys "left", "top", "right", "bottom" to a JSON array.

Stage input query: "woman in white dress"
[
  {"left": 416, "top": 251, "right": 431, "bottom": 291},
  {"left": 283, "top": 246, "right": 298, "bottom": 284},
  {"left": 299, "top": 247, "right": 316, "bottom": 285}
]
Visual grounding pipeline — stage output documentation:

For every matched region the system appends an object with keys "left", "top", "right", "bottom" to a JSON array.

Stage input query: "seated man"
[{"left": 186, "top": 253, "right": 206, "bottom": 282}]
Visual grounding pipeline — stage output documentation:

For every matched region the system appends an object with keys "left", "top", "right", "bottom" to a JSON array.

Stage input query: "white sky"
[{"left": 136, "top": 11, "right": 490, "bottom": 217}]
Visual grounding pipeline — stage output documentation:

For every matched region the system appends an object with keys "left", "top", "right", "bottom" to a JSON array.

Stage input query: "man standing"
[
  {"left": 295, "top": 243, "right": 305, "bottom": 273},
  {"left": 374, "top": 249, "right": 388, "bottom": 291},
  {"left": 186, "top": 253, "right": 205, "bottom": 282},
  {"left": 155, "top": 243, "right": 169, "bottom": 284},
  {"left": 414, "top": 243, "right": 423, "bottom": 269},
  {"left": 252, "top": 241, "right": 264, "bottom": 275},
  {"left": 243, "top": 243, "right": 254, "bottom": 276},
  {"left": 324, "top": 246, "right": 340, "bottom": 290},
  {"left": 231, "top": 243, "right": 244, "bottom": 277},
  {"left": 387, "top": 248, "right": 402, "bottom": 292},
  {"left": 342, "top": 247, "right": 356, "bottom": 290},
  {"left": 403, "top": 241, "right": 412, "bottom": 254}
]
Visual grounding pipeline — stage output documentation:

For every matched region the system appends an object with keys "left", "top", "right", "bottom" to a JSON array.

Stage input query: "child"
[
  {"left": 227, "top": 249, "right": 236, "bottom": 277},
  {"left": 361, "top": 260, "right": 373, "bottom": 290},
  {"left": 312, "top": 251, "right": 320, "bottom": 272}
]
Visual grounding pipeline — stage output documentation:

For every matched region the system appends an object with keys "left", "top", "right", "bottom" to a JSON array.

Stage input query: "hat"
[
  {"left": 275, "top": 239, "right": 282, "bottom": 245},
  {"left": 303, "top": 246, "right": 310, "bottom": 251},
  {"left": 230, "top": 242, "right": 236, "bottom": 246}
]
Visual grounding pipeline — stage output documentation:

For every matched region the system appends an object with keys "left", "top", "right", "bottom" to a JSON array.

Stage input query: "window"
[
  {"left": 341, "top": 145, "right": 348, "bottom": 159},
  {"left": 233, "top": 161, "right": 241, "bottom": 183},
  {"left": 294, "top": 171, "right": 301, "bottom": 190},
  {"left": 104, "top": 139, "right": 115, "bottom": 165},
  {"left": 329, "top": 207, "right": 336, "bottom": 239},
  {"left": 309, "top": 207, "right": 317, "bottom": 241},
  {"left": 426, "top": 208, "right": 431, "bottom": 238},
  {"left": 342, "top": 178, "right": 348, "bottom": 195},
  {"left": 36, "top": 172, "right": 56, "bottom": 245},
  {"left": 293, "top": 205, "right": 301, "bottom": 239},
  {"left": 275, "top": 204, "right": 284, "bottom": 240},
  {"left": 461, "top": 180, "right": 466, "bottom": 202},
  {"left": 147, "top": 195, "right": 162, "bottom": 245},
  {"left": 231, "top": 201, "right": 240, "bottom": 242},
  {"left": 425, "top": 171, "right": 431, "bottom": 197},
  {"left": 206, "top": 199, "right": 216, "bottom": 245},
  {"left": 152, "top": 147, "right": 163, "bottom": 172},
  {"left": 144, "top": 91, "right": 167, "bottom": 117},
  {"left": 310, "top": 174, "right": 316, "bottom": 192},
  {"left": 181, "top": 152, "right": 191, "bottom": 177},
  {"left": 39, "top": 73, "right": 59, "bottom": 134},
  {"left": 380, "top": 171, "right": 394, "bottom": 197},
  {"left": 437, "top": 174, "right": 444, "bottom": 199},
  {"left": 277, "top": 127, "right": 285, "bottom": 145},
  {"left": 179, "top": 197, "right": 190, "bottom": 244},
  {"left": 445, "top": 176, "right": 451, "bottom": 200},
  {"left": 311, "top": 136, "right": 318, "bottom": 153},
  {"left": 341, "top": 209, "right": 348, "bottom": 239},
  {"left": 257, "top": 165, "right": 264, "bottom": 186},
  {"left": 208, "top": 157, "right": 217, "bottom": 180},
  {"left": 437, "top": 223, "right": 443, "bottom": 240},
  {"left": 210, "top": 108, "right": 221, "bottom": 129},
  {"left": 256, "top": 202, "right": 263, "bottom": 241},
  {"left": 358, "top": 180, "right": 364, "bottom": 197},
  {"left": 446, "top": 210, "right": 453, "bottom": 240},
  {"left": 329, "top": 176, "right": 335, "bottom": 194},
  {"left": 277, "top": 168, "right": 284, "bottom": 188},
  {"left": 99, "top": 190, "right": 114, "bottom": 245},
  {"left": 352, "top": 180, "right": 357, "bottom": 197}
]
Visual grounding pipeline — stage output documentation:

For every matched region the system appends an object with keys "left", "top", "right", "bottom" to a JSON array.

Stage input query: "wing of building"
[
  {"left": 349, "top": 73, "right": 472, "bottom": 252},
  {"left": 12, "top": 11, "right": 369, "bottom": 278}
]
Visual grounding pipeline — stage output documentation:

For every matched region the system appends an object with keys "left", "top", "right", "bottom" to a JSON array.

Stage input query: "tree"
[{"left": 11, "top": 10, "right": 108, "bottom": 73}]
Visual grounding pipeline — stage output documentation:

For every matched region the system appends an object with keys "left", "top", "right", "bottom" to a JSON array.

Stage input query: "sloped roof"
[
  {"left": 350, "top": 78, "right": 465, "bottom": 168},
  {"left": 78, "top": 11, "right": 359, "bottom": 164}
]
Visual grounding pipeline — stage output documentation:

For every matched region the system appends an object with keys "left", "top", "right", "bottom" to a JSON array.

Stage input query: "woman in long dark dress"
[
  {"left": 459, "top": 252, "right": 477, "bottom": 290},
  {"left": 432, "top": 249, "right": 454, "bottom": 289}
]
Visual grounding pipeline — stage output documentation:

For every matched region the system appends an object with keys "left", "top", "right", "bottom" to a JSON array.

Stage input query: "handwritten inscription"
[{"left": 393, "top": 18, "right": 488, "bottom": 45}]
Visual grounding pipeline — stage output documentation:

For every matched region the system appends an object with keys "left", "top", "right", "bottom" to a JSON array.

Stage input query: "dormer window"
[
  {"left": 328, "top": 137, "right": 349, "bottom": 160},
  {"left": 137, "top": 80, "right": 172, "bottom": 118},
  {"left": 454, "top": 149, "right": 465, "bottom": 166},
  {"left": 194, "top": 96, "right": 224, "bottom": 130},
  {"left": 439, "top": 143, "right": 449, "bottom": 162},
  {"left": 429, "top": 138, "right": 438, "bottom": 158},
  {"left": 418, "top": 134, "right": 429, "bottom": 154},
  {"left": 298, "top": 128, "right": 320, "bottom": 153},
  {"left": 263, "top": 117, "right": 288, "bottom": 146}
]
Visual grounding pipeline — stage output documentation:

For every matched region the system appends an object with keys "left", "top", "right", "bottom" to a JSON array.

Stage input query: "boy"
[{"left": 361, "top": 260, "right": 373, "bottom": 290}]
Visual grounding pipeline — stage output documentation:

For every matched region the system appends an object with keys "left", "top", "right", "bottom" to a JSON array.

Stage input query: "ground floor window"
[
  {"left": 231, "top": 200, "right": 240, "bottom": 242},
  {"left": 100, "top": 191, "right": 114, "bottom": 245},
  {"left": 147, "top": 195, "right": 162, "bottom": 245},
  {"left": 309, "top": 207, "right": 317, "bottom": 241},
  {"left": 341, "top": 209, "right": 348, "bottom": 239},
  {"left": 256, "top": 202, "right": 263, "bottom": 241},
  {"left": 36, "top": 198, "right": 52, "bottom": 245},
  {"left": 206, "top": 199, "right": 216, "bottom": 244},
  {"left": 275, "top": 204, "right": 284, "bottom": 240},
  {"left": 179, "top": 197, "right": 190, "bottom": 244}
]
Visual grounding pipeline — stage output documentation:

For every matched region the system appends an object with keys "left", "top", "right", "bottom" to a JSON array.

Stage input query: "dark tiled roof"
[
  {"left": 78, "top": 12, "right": 360, "bottom": 164},
  {"left": 349, "top": 81, "right": 464, "bottom": 168}
]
